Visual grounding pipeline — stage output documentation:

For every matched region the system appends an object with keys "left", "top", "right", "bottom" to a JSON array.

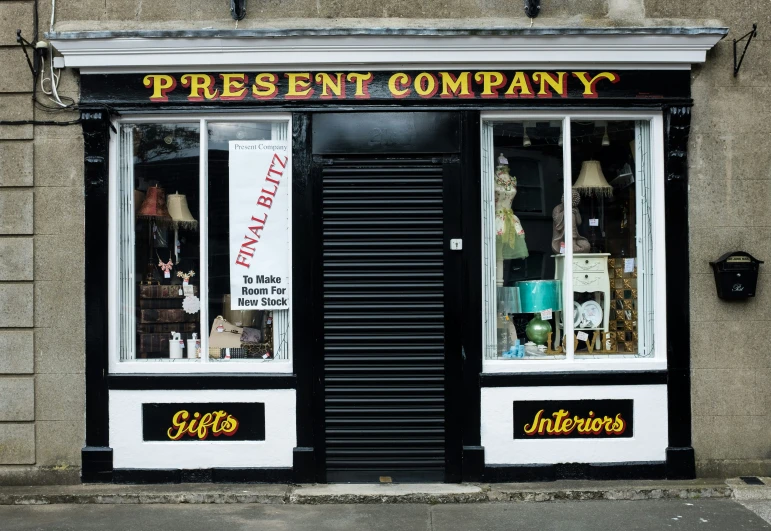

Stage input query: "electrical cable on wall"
[{"left": 4, "top": 0, "right": 119, "bottom": 127}]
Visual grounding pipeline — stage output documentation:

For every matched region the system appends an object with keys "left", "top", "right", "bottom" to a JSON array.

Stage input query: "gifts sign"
[{"left": 229, "top": 141, "right": 291, "bottom": 310}]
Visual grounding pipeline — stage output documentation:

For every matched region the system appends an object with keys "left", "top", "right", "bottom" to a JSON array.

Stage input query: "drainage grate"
[{"left": 740, "top": 476, "right": 765, "bottom": 485}]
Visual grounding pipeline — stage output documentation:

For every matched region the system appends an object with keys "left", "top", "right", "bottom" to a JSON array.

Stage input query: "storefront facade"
[
  {"left": 13, "top": 6, "right": 771, "bottom": 482},
  {"left": 34, "top": 29, "right": 723, "bottom": 483}
]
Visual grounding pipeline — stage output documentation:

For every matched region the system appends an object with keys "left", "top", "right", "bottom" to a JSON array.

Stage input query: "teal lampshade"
[
  {"left": 516, "top": 280, "right": 562, "bottom": 313},
  {"left": 496, "top": 287, "right": 521, "bottom": 314}
]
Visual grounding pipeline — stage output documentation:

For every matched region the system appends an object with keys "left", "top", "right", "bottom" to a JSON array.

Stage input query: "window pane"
[
  {"left": 126, "top": 123, "right": 202, "bottom": 361},
  {"left": 207, "top": 122, "right": 291, "bottom": 362},
  {"left": 569, "top": 120, "right": 643, "bottom": 358},
  {"left": 484, "top": 121, "right": 565, "bottom": 360}
]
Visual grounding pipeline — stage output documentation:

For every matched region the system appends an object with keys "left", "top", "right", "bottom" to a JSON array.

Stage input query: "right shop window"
[{"left": 482, "top": 115, "right": 661, "bottom": 365}]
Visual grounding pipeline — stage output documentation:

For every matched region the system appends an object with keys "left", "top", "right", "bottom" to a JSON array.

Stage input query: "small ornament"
[
  {"left": 157, "top": 251, "right": 173, "bottom": 278},
  {"left": 177, "top": 270, "right": 195, "bottom": 285},
  {"left": 182, "top": 295, "right": 201, "bottom": 314}
]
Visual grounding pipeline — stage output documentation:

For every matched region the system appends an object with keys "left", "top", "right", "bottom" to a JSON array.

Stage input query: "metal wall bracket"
[
  {"left": 15, "top": 30, "right": 37, "bottom": 78},
  {"left": 734, "top": 24, "right": 758, "bottom": 77},
  {"left": 524, "top": 0, "right": 540, "bottom": 19},
  {"left": 230, "top": 0, "right": 246, "bottom": 20}
]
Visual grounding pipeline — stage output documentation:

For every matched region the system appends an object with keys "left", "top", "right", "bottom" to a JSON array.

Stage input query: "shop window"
[
  {"left": 482, "top": 115, "right": 662, "bottom": 368},
  {"left": 113, "top": 118, "right": 292, "bottom": 371}
]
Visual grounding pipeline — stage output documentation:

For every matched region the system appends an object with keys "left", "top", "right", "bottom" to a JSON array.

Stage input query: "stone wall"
[
  {"left": 647, "top": 0, "right": 771, "bottom": 478},
  {"left": 0, "top": 1, "right": 83, "bottom": 485},
  {"left": 0, "top": 0, "right": 763, "bottom": 482}
]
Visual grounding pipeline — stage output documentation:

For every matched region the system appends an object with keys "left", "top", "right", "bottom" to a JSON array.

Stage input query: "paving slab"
[
  {"left": 730, "top": 477, "right": 771, "bottom": 500},
  {"left": 291, "top": 482, "right": 485, "bottom": 504},
  {"left": 431, "top": 499, "right": 771, "bottom": 531}
]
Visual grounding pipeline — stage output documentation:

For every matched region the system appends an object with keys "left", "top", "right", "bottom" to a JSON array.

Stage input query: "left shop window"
[{"left": 115, "top": 119, "right": 292, "bottom": 368}]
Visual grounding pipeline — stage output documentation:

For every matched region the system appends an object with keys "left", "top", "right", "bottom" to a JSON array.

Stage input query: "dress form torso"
[
  {"left": 494, "top": 157, "right": 528, "bottom": 286},
  {"left": 551, "top": 191, "right": 591, "bottom": 253}
]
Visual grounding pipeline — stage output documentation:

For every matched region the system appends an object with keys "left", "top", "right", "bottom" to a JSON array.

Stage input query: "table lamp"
[
  {"left": 516, "top": 280, "right": 562, "bottom": 345},
  {"left": 496, "top": 286, "right": 522, "bottom": 315}
]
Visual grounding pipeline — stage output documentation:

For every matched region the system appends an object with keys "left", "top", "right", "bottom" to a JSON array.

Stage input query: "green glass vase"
[{"left": 525, "top": 314, "right": 552, "bottom": 346}]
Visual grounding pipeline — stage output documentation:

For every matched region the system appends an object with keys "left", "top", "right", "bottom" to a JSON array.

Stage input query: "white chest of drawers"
[{"left": 553, "top": 253, "right": 610, "bottom": 348}]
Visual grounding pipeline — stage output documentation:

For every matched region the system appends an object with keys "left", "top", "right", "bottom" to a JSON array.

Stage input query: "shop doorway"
[{"left": 311, "top": 112, "right": 463, "bottom": 482}]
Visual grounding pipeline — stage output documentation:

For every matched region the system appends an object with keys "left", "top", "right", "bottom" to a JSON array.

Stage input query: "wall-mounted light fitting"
[
  {"left": 524, "top": 0, "right": 540, "bottom": 18},
  {"left": 231, "top": 0, "right": 246, "bottom": 20},
  {"left": 522, "top": 124, "right": 531, "bottom": 147},
  {"left": 602, "top": 125, "right": 610, "bottom": 146}
]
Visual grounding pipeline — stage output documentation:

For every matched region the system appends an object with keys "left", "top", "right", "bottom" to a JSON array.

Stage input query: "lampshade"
[
  {"left": 497, "top": 286, "right": 521, "bottom": 314},
  {"left": 167, "top": 193, "right": 198, "bottom": 230},
  {"left": 573, "top": 160, "right": 613, "bottom": 197},
  {"left": 137, "top": 185, "right": 171, "bottom": 221},
  {"left": 516, "top": 280, "right": 562, "bottom": 313}
]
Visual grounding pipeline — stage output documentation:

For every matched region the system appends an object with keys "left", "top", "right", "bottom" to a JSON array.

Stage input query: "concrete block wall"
[
  {"left": 0, "top": 0, "right": 761, "bottom": 482},
  {"left": 0, "top": 0, "right": 83, "bottom": 485},
  {"left": 646, "top": 0, "right": 771, "bottom": 478}
]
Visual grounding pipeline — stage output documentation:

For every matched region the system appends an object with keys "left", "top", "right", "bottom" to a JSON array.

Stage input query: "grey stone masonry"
[{"left": 0, "top": 1, "right": 39, "bottom": 470}]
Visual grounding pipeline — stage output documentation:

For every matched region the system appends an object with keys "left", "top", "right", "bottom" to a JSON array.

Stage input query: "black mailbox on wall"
[{"left": 710, "top": 252, "right": 764, "bottom": 300}]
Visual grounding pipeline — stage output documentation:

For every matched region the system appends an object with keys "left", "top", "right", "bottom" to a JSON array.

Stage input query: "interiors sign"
[
  {"left": 228, "top": 140, "right": 290, "bottom": 310},
  {"left": 513, "top": 400, "right": 633, "bottom": 439},
  {"left": 142, "top": 402, "right": 266, "bottom": 441}
]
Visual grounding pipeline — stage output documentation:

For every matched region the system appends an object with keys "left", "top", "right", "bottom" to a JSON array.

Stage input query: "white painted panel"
[
  {"left": 481, "top": 385, "right": 667, "bottom": 464},
  {"left": 50, "top": 32, "right": 726, "bottom": 72},
  {"left": 110, "top": 389, "right": 296, "bottom": 469}
]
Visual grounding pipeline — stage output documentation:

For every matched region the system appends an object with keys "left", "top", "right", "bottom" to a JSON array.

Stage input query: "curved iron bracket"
[{"left": 734, "top": 24, "right": 758, "bottom": 77}]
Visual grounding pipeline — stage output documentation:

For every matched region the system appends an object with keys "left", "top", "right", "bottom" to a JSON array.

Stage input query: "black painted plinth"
[
  {"left": 81, "top": 446, "right": 113, "bottom": 483},
  {"left": 666, "top": 447, "right": 696, "bottom": 479},
  {"left": 111, "top": 468, "right": 294, "bottom": 484}
]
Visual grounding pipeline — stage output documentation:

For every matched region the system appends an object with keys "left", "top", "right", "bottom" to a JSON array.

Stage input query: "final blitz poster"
[{"left": 228, "top": 140, "right": 291, "bottom": 310}]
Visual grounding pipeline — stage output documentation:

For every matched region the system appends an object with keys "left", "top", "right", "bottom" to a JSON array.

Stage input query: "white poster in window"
[{"left": 228, "top": 140, "right": 290, "bottom": 310}]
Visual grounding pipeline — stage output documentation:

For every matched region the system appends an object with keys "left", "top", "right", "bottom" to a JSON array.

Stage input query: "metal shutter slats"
[{"left": 322, "top": 157, "right": 446, "bottom": 482}]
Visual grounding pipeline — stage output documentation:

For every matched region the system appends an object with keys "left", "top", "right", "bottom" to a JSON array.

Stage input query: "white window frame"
[
  {"left": 108, "top": 113, "right": 294, "bottom": 374},
  {"left": 481, "top": 110, "right": 667, "bottom": 373}
]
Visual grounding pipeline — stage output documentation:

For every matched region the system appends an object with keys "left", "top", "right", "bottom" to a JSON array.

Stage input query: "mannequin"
[
  {"left": 552, "top": 190, "right": 591, "bottom": 253},
  {"left": 495, "top": 154, "right": 529, "bottom": 286}
]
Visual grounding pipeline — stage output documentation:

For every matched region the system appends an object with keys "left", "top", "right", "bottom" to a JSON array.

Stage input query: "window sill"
[
  {"left": 482, "top": 358, "right": 667, "bottom": 374},
  {"left": 109, "top": 360, "right": 293, "bottom": 374}
]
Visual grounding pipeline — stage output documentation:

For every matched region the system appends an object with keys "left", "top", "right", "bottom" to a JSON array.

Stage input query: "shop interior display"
[
  {"left": 127, "top": 123, "right": 283, "bottom": 361},
  {"left": 132, "top": 124, "right": 202, "bottom": 360},
  {"left": 492, "top": 120, "right": 639, "bottom": 359}
]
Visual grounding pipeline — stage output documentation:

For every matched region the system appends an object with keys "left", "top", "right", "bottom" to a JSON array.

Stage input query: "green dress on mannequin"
[{"left": 495, "top": 154, "right": 529, "bottom": 286}]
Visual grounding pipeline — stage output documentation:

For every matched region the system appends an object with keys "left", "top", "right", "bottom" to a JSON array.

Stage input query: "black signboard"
[
  {"left": 81, "top": 70, "right": 691, "bottom": 106},
  {"left": 513, "top": 399, "right": 633, "bottom": 439},
  {"left": 142, "top": 402, "right": 265, "bottom": 441}
]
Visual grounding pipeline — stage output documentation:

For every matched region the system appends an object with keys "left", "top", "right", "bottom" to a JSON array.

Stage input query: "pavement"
[
  {"left": 2, "top": 478, "right": 771, "bottom": 530},
  {"left": 1, "top": 499, "right": 770, "bottom": 530}
]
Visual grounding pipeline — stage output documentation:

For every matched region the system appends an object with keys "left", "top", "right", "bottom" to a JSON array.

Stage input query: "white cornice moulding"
[{"left": 49, "top": 29, "right": 727, "bottom": 73}]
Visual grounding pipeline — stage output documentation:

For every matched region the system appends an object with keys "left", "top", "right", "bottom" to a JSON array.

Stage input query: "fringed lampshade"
[
  {"left": 573, "top": 160, "right": 613, "bottom": 197},
  {"left": 167, "top": 193, "right": 198, "bottom": 230},
  {"left": 137, "top": 185, "right": 171, "bottom": 222}
]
